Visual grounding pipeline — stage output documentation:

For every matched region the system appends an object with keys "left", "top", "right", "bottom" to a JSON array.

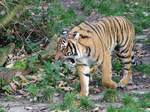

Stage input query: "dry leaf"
[
  {"left": 75, "top": 100, "right": 80, "bottom": 106},
  {"left": 61, "top": 87, "right": 74, "bottom": 91},
  {"left": 59, "top": 72, "right": 65, "bottom": 77},
  {"left": 8, "top": 82, "right": 17, "bottom": 92},
  {"left": 24, "top": 107, "right": 33, "bottom": 110},
  {"left": 90, "top": 9, "right": 96, "bottom": 15},
  {"left": 19, "top": 75, "right": 27, "bottom": 83}
]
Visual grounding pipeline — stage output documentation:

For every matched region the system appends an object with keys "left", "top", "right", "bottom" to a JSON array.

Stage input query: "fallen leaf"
[
  {"left": 8, "top": 82, "right": 17, "bottom": 93},
  {"left": 61, "top": 87, "right": 74, "bottom": 91},
  {"left": 19, "top": 75, "right": 27, "bottom": 83},
  {"left": 90, "top": 9, "right": 97, "bottom": 15},
  {"left": 24, "top": 107, "right": 33, "bottom": 110},
  {"left": 59, "top": 72, "right": 65, "bottom": 77},
  {"left": 126, "top": 85, "right": 138, "bottom": 90}
]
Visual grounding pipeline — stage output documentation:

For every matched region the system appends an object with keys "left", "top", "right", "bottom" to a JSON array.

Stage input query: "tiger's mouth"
[{"left": 63, "top": 58, "right": 76, "bottom": 66}]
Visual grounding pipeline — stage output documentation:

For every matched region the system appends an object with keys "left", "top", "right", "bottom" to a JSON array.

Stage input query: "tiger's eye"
[{"left": 67, "top": 52, "right": 71, "bottom": 56}]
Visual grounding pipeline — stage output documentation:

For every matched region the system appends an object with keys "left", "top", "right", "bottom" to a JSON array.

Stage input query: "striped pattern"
[{"left": 55, "top": 16, "right": 135, "bottom": 93}]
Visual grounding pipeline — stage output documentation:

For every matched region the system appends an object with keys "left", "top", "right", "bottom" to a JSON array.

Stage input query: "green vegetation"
[
  {"left": 4, "top": 95, "right": 15, "bottom": 101},
  {"left": 0, "top": 109, "right": 7, "bottom": 112},
  {"left": 113, "top": 61, "right": 123, "bottom": 72},
  {"left": 0, "top": 0, "right": 83, "bottom": 53},
  {"left": 50, "top": 93, "right": 93, "bottom": 111},
  {"left": 106, "top": 93, "right": 149, "bottom": 112},
  {"left": 80, "top": 0, "right": 150, "bottom": 33},
  {"left": 50, "top": 92, "right": 80, "bottom": 112},
  {"left": 1, "top": 0, "right": 150, "bottom": 111},
  {"left": 103, "top": 89, "right": 119, "bottom": 102},
  {"left": 79, "top": 96, "right": 93, "bottom": 110},
  {"left": 13, "top": 60, "right": 27, "bottom": 69},
  {"left": 107, "top": 105, "right": 116, "bottom": 112},
  {"left": 136, "top": 38, "right": 150, "bottom": 48},
  {"left": 25, "top": 60, "right": 71, "bottom": 102},
  {"left": 134, "top": 64, "right": 150, "bottom": 74}
]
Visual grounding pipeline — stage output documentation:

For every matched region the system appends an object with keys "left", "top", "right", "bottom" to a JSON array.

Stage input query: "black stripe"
[
  {"left": 86, "top": 47, "right": 88, "bottom": 54},
  {"left": 124, "top": 68, "right": 130, "bottom": 71},
  {"left": 120, "top": 47, "right": 129, "bottom": 54},
  {"left": 100, "top": 20, "right": 108, "bottom": 26},
  {"left": 87, "top": 30, "right": 92, "bottom": 33},
  {"left": 120, "top": 21, "right": 129, "bottom": 49},
  {"left": 104, "top": 19, "right": 113, "bottom": 46},
  {"left": 85, "top": 73, "right": 90, "bottom": 77},
  {"left": 122, "top": 61, "right": 131, "bottom": 65},
  {"left": 77, "top": 64, "right": 88, "bottom": 66},
  {"left": 73, "top": 31, "right": 77, "bottom": 37},
  {"left": 117, "top": 54, "right": 130, "bottom": 59},
  {"left": 96, "top": 54, "right": 100, "bottom": 62},
  {"left": 114, "top": 17, "right": 124, "bottom": 44},
  {"left": 68, "top": 43, "right": 72, "bottom": 51},
  {"left": 98, "top": 23, "right": 105, "bottom": 33},
  {"left": 72, "top": 42, "right": 78, "bottom": 56},
  {"left": 114, "top": 17, "right": 122, "bottom": 30},
  {"left": 80, "top": 34, "right": 89, "bottom": 38},
  {"left": 132, "top": 55, "right": 134, "bottom": 59},
  {"left": 78, "top": 26, "right": 83, "bottom": 30},
  {"left": 86, "top": 47, "right": 91, "bottom": 56},
  {"left": 84, "top": 22, "right": 99, "bottom": 35},
  {"left": 83, "top": 22, "right": 97, "bottom": 56},
  {"left": 108, "top": 18, "right": 116, "bottom": 43},
  {"left": 111, "top": 18, "right": 118, "bottom": 34},
  {"left": 88, "top": 47, "right": 91, "bottom": 56}
]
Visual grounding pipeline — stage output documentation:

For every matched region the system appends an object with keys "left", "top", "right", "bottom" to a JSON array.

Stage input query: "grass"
[
  {"left": 113, "top": 61, "right": 123, "bottom": 72},
  {"left": 103, "top": 89, "right": 119, "bottom": 102},
  {"left": 1, "top": 0, "right": 150, "bottom": 111},
  {"left": 80, "top": 0, "right": 150, "bottom": 34},
  {"left": 0, "top": 105, "right": 7, "bottom": 112},
  {"left": 134, "top": 64, "right": 150, "bottom": 74},
  {"left": 1, "top": 0, "right": 83, "bottom": 53},
  {"left": 107, "top": 93, "right": 149, "bottom": 112},
  {"left": 50, "top": 92, "right": 80, "bottom": 112},
  {"left": 50, "top": 93, "right": 93, "bottom": 111},
  {"left": 13, "top": 60, "right": 27, "bottom": 69},
  {"left": 79, "top": 96, "right": 93, "bottom": 110}
]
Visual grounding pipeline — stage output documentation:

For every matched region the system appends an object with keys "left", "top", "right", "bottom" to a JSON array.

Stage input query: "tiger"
[{"left": 55, "top": 16, "right": 135, "bottom": 97}]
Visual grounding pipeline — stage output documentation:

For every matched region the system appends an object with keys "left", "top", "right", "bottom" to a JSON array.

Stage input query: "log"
[
  {"left": 40, "top": 34, "right": 58, "bottom": 60},
  {"left": 0, "top": 0, "right": 24, "bottom": 30},
  {"left": 0, "top": 35, "right": 58, "bottom": 86}
]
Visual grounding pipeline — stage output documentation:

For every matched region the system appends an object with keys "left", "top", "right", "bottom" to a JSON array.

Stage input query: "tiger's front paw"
[
  {"left": 103, "top": 81, "right": 117, "bottom": 89},
  {"left": 75, "top": 92, "right": 88, "bottom": 98}
]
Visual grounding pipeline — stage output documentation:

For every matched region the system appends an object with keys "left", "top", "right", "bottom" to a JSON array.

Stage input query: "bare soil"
[{"left": 0, "top": 0, "right": 150, "bottom": 112}]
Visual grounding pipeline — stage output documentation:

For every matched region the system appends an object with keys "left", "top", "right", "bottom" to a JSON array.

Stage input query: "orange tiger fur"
[{"left": 55, "top": 16, "right": 135, "bottom": 96}]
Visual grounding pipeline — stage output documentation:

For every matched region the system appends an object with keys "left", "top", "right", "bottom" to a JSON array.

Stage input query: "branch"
[{"left": 0, "top": 0, "right": 24, "bottom": 30}]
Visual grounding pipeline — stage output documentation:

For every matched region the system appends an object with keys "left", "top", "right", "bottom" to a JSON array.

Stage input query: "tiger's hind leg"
[
  {"left": 117, "top": 47, "right": 133, "bottom": 87},
  {"left": 102, "top": 52, "right": 117, "bottom": 89}
]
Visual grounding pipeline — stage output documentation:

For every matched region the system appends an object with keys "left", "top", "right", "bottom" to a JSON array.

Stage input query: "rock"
[
  {"left": 0, "top": 43, "right": 15, "bottom": 67},
  {"left": 0, "top": 67, "right": 22, "bottom": 86},
  {"left": 135, "top": 35, "right": 148, "bottom": 40},
  {"left": 142, "top": 56, "right": 150, "bottom": 65},
  {"left": 129, "top": 89, "right": 150, "bottom": 95},
  {"left": 89, "top": 94, "right": 104, "bottom": 101},
  {"left": 0, "top": 99, "right": 50, "bottom": 112}
]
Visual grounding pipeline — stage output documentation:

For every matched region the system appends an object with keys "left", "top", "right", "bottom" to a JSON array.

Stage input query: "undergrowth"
[{"left": 80, "top": 0, "right": 150, "bottom": 33}]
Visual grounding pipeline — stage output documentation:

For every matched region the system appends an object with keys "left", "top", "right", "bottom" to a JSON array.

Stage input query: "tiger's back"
[
  {"left": 55, "top": 16, "right": 135, "bottom": 97},
  {"left": 70, "top": 16, "right": 134, "bottom": 59}
]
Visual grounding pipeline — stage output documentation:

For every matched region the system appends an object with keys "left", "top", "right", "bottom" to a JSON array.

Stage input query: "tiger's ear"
[{"left": 74, "top": 33, "right": 80, "bottom": 42}]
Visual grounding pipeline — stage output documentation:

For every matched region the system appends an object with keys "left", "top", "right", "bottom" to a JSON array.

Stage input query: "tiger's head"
[{"left": 55, "top": 33, "right": 80, "bottom": 64}]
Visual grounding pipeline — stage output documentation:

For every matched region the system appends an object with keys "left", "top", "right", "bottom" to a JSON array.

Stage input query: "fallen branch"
[{"left": 0, "top": 0, "right": 24, "bottom": 30}]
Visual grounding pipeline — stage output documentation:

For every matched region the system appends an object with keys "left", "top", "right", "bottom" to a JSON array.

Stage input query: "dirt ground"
[{"left": 0, "top": 0, "right": 150, "bottom": 112}]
